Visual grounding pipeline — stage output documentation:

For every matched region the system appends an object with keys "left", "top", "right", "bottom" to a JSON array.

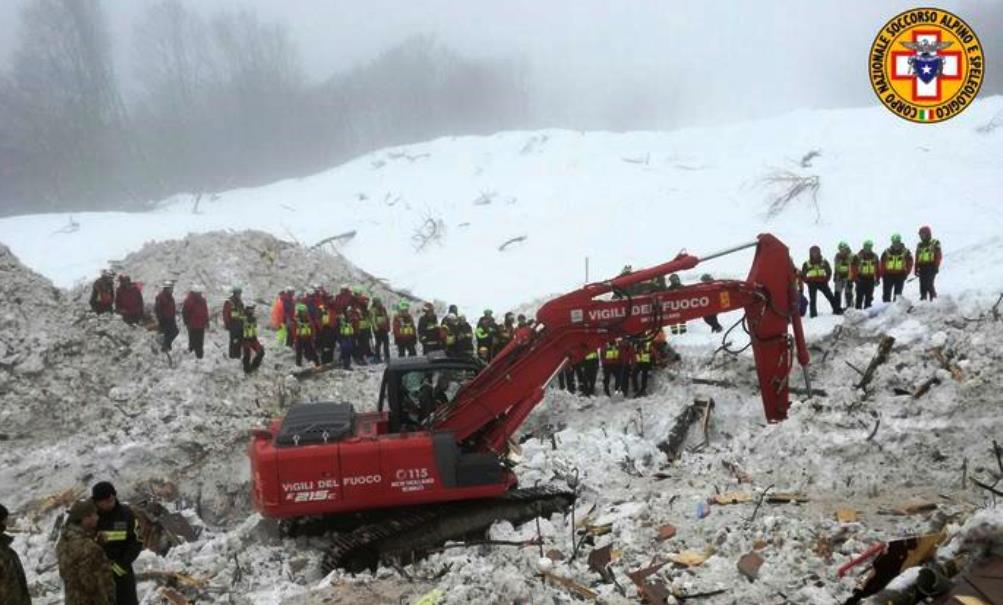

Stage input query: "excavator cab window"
[{"left": 398, "top": 369, "right": 474, "bottom": 431}]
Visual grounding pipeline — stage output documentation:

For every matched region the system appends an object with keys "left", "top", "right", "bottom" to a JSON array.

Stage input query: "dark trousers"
[
  {"left": 632, "top": 362, "right": 651, "bottom": 396},
  {"left": 397, "top": 340, "right": 417, "bottom": 357},
  {"left": 339, "top": 338, "right": 354, "bottom": 369},
  {"left": 603, "top": 364, "right": 628, "bottom": 396},
  {"left": 918, "top": 265, "right": 938, "bottom": 300},
  {"left": 557, "top": 367, "right": 576, "bottom": 393},
  {"left": 882, "top": 274, "right": 906, "bottom": 302},
  {"left": 242, "top": 342, "right": 264, "bottom": 373},
  {"left": 318, "top": 328, "right": 336, "bottom": 364},
  {"left": 159, "top": 318, "right": 179, "bottom": 351},
  {"left": 114, "top": 568, "right": 139, "bottom": 605},
  {"left": 228, "top": 323, "right": 243, "bottom": 359},
  {"left": 807, "top": 282, "right": 840, "bottom": 317},
  {"left": 855, "top": 278, "right": 876, "bottom": 309},
  {"left": 187, "top": 327, "right": 204, "bottom": 359},
  {"left": 580, "top": 359, "right": 599, "bottom": 396},
  {"left": 374, "top": 331, "right": 390, "bottom": 361},
  {"left": 296, "top": 338, "right": 319, "bottom": 367},
  {"left": 834, "top": 277, "right": 854, "bottom": 309},
  {"left": 703, "top": 315, "right": 723, "bottom": 332},
  {"left": 356, "top": 328, "right": 373, "bottom": 361},
  {"left": 422, "top": 342, "right": 443, "bottom": 356}
]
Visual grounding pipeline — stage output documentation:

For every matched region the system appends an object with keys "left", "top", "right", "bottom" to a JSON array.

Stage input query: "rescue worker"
[
  {"left": 496, "top": 312, "right": 516, "bottom": 355},
  {"left": 337, "top": 308, "right": 355, "bottom": 369},
  {"left": 355, "top": 296, "right": 374, "bottom": 362},
  {"left": 602, "top": 340, "right": 624, "bottom": 397},
  {"left": 92, "top": 481, "right": 141, "bottom": 605},
  {"left": 700, "top": 274, "right": 724, "bottom": 332},
  {"left": 370, "top": 297, "right": 391, "bottom": 362},
  {"left": 853, "top": 240, "right": 880, "bottom": 309},
  {"left": 915, "top": 225, "right": 942, "bottom": 301},
  {"left": 576, "top": 348, "right": 600, "bottom": 396},
  {"left": 241, "top": 304, "right": 265, "bottom": 373},
  {"left": 455, "top": 315, "right": 475, "bottom": 356},
  {"left": 114, "top": 275, "right": 144, "bottom": 325},
  {"left": 517, "top": 314, "right": 528, "bottom": 329},
  {"left": 418, "top": 303, "right": 442, "bottom": 354},
  {"left": 57, "top": 499, "right": 114, "bottom": 605},
  {"left": 801, "top": 245, "right": 842, "bottom": 317},
  {"left": 293, "top": 303, "right": 319, "bottom": 367},
  {"left": 316, "top": 302, "right": 337, "bottom": 364},
  {"left": 276, "top": 286, "right": 296, "bottom": 347},
  {"left": 832, "top": 242, "right": 856, "bottom": 310},
  {"left": 89, "top": 270, "right": 115, "bottom": 314},
  {"left": 880, "top": 233, "right": 913, "bottom": 302},
  {"left": 557, "top": 366, "right": 577, "bottom": 393},
  {"left": 181, "top": 284, "right": 209, "bottom": 359},
  {"left": 632, "top": 337, "right": 653, "bottom": 397},
  {"left": 475, "top": 310, "right": 497, "bottom": 361},
  {"left": 666, "top": 274, "right": 687, "bottom": 334},
  {"left": 222, "top": 286, "right": 245, "bottom": 359},
  {"left": 0, "top": 503, "right": 30, "bottom": 605},
  {"left": 441, "top": 312, "right": 461, "bottom": 356},
  {"left": 154, "top": 280, "right": 179, "bottom": 352},
  {"left": 392, "top": 302, "right": 418, "bottom": 357},
  {"left": 333, "top": 284, "right": 354, "bottom": 313}
]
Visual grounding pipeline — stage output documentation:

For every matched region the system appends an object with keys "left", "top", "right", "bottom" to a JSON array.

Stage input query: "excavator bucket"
[{"left": 744, "top": 234, "right": 808, "bottom": 422}]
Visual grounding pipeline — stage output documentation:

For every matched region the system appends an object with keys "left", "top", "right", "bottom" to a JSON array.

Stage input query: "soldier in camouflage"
[
  {"left": 57, "top": 500, "right": 115, "bottom": 605},
  {"left": 0, "top": 503, "right": 31, "bottom": 604}
]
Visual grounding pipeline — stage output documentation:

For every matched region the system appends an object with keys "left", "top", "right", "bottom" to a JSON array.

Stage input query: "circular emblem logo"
[{"left": 869, "top": 8, "right": 984, "bottom": 123}]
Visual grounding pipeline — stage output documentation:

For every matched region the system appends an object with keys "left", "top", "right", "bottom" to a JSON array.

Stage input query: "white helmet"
[{"left": 191, "top": 284, "right": 203, "bottom": 293}]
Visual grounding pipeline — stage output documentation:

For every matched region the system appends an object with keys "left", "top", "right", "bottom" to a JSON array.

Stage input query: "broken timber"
[
  {"left": 658, "top": 398, "right": 714, "bottom": 460},
  {"left": 856, "top": 335, "right": 896, "bottom": 391}
]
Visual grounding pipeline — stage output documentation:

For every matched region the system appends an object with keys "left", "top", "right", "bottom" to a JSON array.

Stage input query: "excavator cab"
[{"left": 377, "top": 353, "right": 484, "bottom": 433}]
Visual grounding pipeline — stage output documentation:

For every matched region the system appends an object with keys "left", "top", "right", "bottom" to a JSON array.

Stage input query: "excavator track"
[{"left": 322, "top": 486, "right": 575, "bottom": 573}]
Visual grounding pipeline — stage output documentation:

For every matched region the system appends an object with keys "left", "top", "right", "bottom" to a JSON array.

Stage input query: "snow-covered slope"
[{"left": 2, "top": 100, "right": 1003, "bottom": 312}]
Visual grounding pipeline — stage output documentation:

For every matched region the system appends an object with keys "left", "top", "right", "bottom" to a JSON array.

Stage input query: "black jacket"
[
  {"left": 96, "top": 502, "right": 143, "bottom": 575},
  {"left": 1, "top": 533, "right": 30, "bottom": 604}
]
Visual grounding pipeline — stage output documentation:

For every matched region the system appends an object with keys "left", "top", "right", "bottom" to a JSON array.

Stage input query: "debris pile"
[{"left": 2, "top": 232, "right": 1003, "bottom": 604}]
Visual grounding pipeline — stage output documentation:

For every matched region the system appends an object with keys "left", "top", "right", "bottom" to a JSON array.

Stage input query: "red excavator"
[{"left": 249, "top": 234, "right": 809, "bottom": 570}]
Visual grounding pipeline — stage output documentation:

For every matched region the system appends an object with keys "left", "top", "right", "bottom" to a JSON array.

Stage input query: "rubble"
[{"left": 3, "top": 233, "right": 1003, "bottom": 604}]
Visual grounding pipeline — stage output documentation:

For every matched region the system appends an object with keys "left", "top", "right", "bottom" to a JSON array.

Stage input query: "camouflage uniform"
[
  {"left": 57, "top": 523, "right": 115, "bottom": 605},
  {"left": 1, "top": 533, "right": 31, "bottom": 604}
]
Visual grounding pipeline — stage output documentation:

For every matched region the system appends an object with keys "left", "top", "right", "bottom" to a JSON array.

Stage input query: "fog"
[{"left": 0, "top": 0, "right": 999, "bottom": 214}]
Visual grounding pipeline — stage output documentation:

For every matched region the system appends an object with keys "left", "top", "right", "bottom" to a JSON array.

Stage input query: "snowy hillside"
[{"left": 2, "top": 98, "right": 1002, "bottom": 313}]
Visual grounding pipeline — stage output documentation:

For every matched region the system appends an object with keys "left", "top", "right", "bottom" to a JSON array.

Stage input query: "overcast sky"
[{"left": 0, "top": 0, "right": 996, "bottom": 128}]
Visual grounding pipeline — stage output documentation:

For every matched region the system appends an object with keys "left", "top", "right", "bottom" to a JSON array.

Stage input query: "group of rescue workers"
[
  {"left": 798, "top": 226, "right": 943, "bottom": 317},
  {"left": 86, "top": 225, "right": 942, "bottom": 381},
  {"left": 1, "top": 483, "right": 142, "bottom": 605}
]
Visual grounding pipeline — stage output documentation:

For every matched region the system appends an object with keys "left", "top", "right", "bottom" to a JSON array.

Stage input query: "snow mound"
[{"left": 2, "top": 97, "right": 1003, "bottom": 312}]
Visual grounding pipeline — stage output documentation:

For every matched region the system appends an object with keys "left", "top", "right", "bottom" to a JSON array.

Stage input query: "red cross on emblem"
[{"left": 890, "top": 30, "right": 962, "bottom": 102}]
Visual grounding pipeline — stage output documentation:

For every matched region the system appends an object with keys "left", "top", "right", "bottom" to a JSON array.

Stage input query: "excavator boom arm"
[{"left": 435, "top": 234, "right": 807, "bottom": 454}]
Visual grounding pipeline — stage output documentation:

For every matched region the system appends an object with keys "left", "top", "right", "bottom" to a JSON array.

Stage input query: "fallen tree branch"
[
  {"left": 856, "top": 336, "right": 896, "bottom": 391},
  {"left": 971, "top": 478, "right": 1003, "bottom": 498},
  {"left": 866, "top": 418, "right": 880, "bottom": 441},
  {"left": 747, "top": 484, "right": 775, "bottom": 525},
  {"left": 658, "top": 399, "right": 714, "bottom": 460},
  {"left": 498, "top": 235, "right": 527, "bottom": 251},
  {"left": 311, "top": 231, "right": 357, "bottom": 249}
]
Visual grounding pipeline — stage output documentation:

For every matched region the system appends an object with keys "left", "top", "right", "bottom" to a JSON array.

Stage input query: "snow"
[
  {"left": 2, "top": 98, "right": 1003, "bottom": 316},
  {"left": 3, "top": 102, "right": 1003, "bottom": 604}
]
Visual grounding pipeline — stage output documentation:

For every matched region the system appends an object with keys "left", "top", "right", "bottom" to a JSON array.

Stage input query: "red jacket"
[
  {"left": 801, "top": 259, "right": 832, "bottom": 284},
  {"left": 115, "top": 284, "right": 144, "bottom": 318},
  {"left": 154, "top": 290, "right": 176, "bottom": 322},
  {"left": 333, "top": 289, "right": 354, "bottom": 313},
  {"left": 222, "top": 297, "right": 244, "bottom": 329},
  {"left": 293, "top": 315, "right": 316, "bottom": 342},
  {"left": 371, "top": 304, "right": 390, "bottom": 334},
  {"left": 880, "top": 245, "right": 914, "bottom": 277},
  {"left": 393, "top": 312, "right": 417, "bottom": 342},
  {"left": 915, "top": 238, "right": 942, "bottom": 269},
  {"left": 181, "top": 293, "right": 209, "bottom": 329}
]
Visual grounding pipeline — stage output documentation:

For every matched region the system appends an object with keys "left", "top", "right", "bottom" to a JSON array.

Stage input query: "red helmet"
[{"left": 809, "top": 245, "right": 821, "bottom": 254}]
